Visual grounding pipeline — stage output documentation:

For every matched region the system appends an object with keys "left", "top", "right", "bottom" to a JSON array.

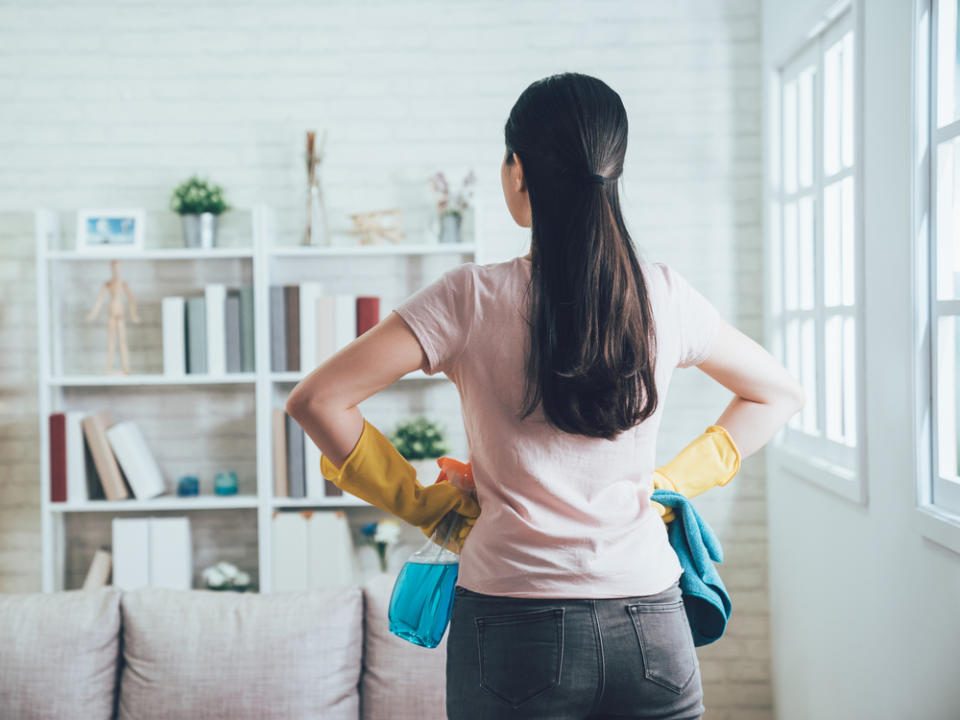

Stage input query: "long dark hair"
[{"left": 506, "top": 72, "right": 658, "bottom": 440}]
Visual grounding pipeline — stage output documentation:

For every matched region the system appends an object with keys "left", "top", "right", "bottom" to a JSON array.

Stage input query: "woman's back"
[{"left": 392, "top": 254, "right": 722, "bottom": 598}]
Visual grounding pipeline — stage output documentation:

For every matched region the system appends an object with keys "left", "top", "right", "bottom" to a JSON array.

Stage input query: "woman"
[{"left": 287, "top": 72, "right": 804, "bottom": 720}]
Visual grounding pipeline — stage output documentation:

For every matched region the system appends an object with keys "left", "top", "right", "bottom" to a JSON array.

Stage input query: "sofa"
[{"left": 0, "top": 572, "right": 449, "bottom": 720}]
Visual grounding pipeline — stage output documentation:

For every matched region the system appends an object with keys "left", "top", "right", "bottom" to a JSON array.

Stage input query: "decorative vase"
[
  {"left": 214, "top": 470, "right": 238, "bottom": 495},
  {"left": 439, "top": 211, "right": 461, "bottom": 244},
  {"left": 181, "top": 212, "right": 218, "bottom": 249}
]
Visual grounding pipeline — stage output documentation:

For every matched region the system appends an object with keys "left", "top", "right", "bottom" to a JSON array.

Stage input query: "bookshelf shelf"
[
  {"left": 44, "top": 248, "right": 255, "bottom": 261},
  {"left": 271, "top": 497, "right": 370, "bottom": 509},
  {"left": 268, "top": 242, "right": 476, "bottom": 258},
  {"left": 269, "top": 369, "right": 439, "bottom": 383},
  {"left": 50, "top": 495, "right": 260, "bottom": 512},
  {"left": 49, "top": 373, "right": 257, "bottom": 387},
  {"left": 35, "top": 203, "right": 483, "bottom": 594}
]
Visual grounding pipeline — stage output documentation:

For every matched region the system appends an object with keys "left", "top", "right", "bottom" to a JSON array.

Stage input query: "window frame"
[
  {"left": 913, "top": 0, "right": 960, "bottom": 553},
  {"left": 767, "top": 0, "right": 868, "bottom": 505}
]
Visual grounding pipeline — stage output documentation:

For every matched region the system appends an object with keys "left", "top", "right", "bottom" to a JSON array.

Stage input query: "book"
[
  {"left": 307, "top": 510, "right": 355, "bottom": 590},
  {"left": 299, "top": 281, "right": 325, "bottom": 371},
  {"left": 205, "top": 283, "right": 227, "bottom": 376},
  {"left": 49, "top": 413, "right": 67, "bottom": 502},
  {"left": 272, "top": 511, "right": 309, "bottom": 592},
  {"left": 272, "top": 408, "right": 288, "bottom": 498},
  {"left": 284, "top": 285, "right": 300, "bottom": 372},
  {"left": 305, "top": 441, "right": 323, "bottom": 498},
  {"left": 314, "top": 296, "right": 336, "bottom": 365},
  {"left": 269, "top": 286, "right": 287, "bottom": 372},
  {"left": 285, "top": 413, "right": 305, "bottom": 499},
  {"left": 238, "top": 285, "right": 255, "bottom": 373},
  {"left": 225, "top": 289, "right": 242, "bottom": 374},
  {"left": 334, "top": 293, "right": 358, "bottom": 352},
  {"left": 356, "top": 296, "right": 380, "bottom": 337},
  {"left": 82, "top": 548, "right": 112, "bottom": 590},
  {"left": 111, "top": 518, "right": 150, "bottom": 590},
  {"left": 105, "top": 420, "right": 166, "bottom": 500},
  {"left": 185, "top": 296, "right": 207, "bottom": 374},
  {"left": 161, "top": 296, "right": 186, "bottom": 376},
  {"left": 149, "top": 517, "right": 191, "bottom": 590},
  {"left": 65, "top": 411, "right": 89, "bottom": 503},
  {"left": 81, "top": 411, "right": 130, "bottom": 501}
]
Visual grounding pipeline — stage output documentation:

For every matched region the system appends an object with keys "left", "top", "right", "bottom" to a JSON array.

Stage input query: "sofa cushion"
[
  {"left": 360, "top": 571, "right": 447, "bottom": 720},
  {"left": 118, "top": 586, "right": 363, "bottom": 720},
  {"left": 0, "top": 588, "right": 121, "bottom": 720}
]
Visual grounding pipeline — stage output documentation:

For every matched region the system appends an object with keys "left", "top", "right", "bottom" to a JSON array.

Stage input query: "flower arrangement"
[
  {"left": 429, "top": 170, "right": 476, "bottom": 218},
  {"left": 361, "top": 518, "right": 401, "bottom": 573},
  {"left": 201, "top": 561, "right": 251, "bottom": 592},
  {"left": 389, "top": 416, "right": 449, "bottom": 460},
  {"left": 170, "top": 175, "right": 231, "bottom": 216}
]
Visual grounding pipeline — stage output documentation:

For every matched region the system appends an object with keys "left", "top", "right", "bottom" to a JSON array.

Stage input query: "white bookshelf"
[{"left": 35, "top": 202, "right": 484, "bottom": 593}]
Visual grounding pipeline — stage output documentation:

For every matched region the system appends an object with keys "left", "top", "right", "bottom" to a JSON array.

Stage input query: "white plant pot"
[{"left": 409, "top": 458, "right": 442, "bottom": 484}]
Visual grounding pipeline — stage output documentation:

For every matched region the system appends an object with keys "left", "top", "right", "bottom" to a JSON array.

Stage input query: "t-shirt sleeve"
[
  {"left": 658, "top": 263, "right": 723, "bottom": 368},
  {"left": 392, "top": 262, "right": 476, "bottom": 376}
]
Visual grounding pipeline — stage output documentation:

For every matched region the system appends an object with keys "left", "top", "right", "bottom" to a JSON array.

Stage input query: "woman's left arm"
[{"left": 285, "top": 310, "right": 428, "bottom": 467}]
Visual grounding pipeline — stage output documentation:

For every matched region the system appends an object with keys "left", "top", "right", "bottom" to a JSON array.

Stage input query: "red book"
[
  {"left": 49, "top": 413, "right": 67, "bottom": 502},
  {"left": 356, "top": 296, "right": 380, "bottom": 336}
]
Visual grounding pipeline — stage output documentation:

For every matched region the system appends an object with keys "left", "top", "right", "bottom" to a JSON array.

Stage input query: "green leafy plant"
[
  {"left": 170, "top": 174, "right": 231, "bottom": 215},
  {"left": 389, "top": 416, "right": 449, "bottom": 460}
]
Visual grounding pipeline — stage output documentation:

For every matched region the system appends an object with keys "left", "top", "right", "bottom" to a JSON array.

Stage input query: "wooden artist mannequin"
[{"left": 86, "top": 260, "right": 141, "bottom": 374}]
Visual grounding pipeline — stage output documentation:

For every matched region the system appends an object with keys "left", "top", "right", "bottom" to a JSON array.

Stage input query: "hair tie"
[{"left": 584, "top": 173, "right": 608, "bottom": 185}]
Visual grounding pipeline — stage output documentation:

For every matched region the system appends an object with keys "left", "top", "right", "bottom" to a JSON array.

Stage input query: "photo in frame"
[{"left": 75, "top": 209, "right": 145, "bottom": 252}]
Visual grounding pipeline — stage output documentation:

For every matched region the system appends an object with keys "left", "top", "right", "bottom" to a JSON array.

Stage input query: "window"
[
  {"left": 772, "top": 4, "right": 864, "bottom": 500},
  {"left": 919, "top": 0, "right": 960, "bottom": 517}
]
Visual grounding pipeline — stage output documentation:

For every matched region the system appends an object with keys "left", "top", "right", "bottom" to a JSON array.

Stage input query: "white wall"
[
  {"left": 762, "top": 1, "right": 960, "bottom": 718},
  {"left": 0, "top": 2, "right": 768, "bottom": 717}
]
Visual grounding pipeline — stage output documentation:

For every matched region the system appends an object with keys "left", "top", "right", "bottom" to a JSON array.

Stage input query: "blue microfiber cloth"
[{"left": 651, "top": 488, "right": 732, "bottom": 647}]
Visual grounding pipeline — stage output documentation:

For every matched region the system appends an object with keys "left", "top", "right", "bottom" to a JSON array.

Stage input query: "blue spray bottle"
[{"left": 388, "top": 458, "right": 475, "bottom": 648}]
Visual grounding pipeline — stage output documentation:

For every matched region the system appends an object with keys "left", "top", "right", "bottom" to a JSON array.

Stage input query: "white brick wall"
[{"left": 0, "top": 1, "right": 765, "bottom": 717}]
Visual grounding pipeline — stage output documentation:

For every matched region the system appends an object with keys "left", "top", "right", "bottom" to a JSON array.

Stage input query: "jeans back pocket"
[
  {"left": 475, "top": 607, "right": 564, "bottom": 708},
  {"left": 626, "top": 599, "right": 697, "bottom": 694}
]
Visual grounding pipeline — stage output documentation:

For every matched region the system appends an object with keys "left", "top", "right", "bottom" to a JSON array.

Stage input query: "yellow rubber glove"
[
  {"left": 319, "top": 418, "right": 481, "bottom": 549},
  {"left": 650, "top": 424, "right": 741, "bottom": 523}
]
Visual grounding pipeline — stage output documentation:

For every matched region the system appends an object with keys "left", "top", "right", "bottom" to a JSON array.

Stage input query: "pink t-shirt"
[{"left": 392, "top": 256, "right": 722, "bottom": 598}]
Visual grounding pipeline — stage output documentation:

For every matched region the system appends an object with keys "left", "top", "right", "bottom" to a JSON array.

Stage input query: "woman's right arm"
[{"left": 693, "top": 319, "right": 806, "bottom": 460}]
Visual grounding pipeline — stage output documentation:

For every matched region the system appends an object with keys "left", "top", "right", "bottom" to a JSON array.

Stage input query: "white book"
[
  {"left": 161, "top": 296, "right": 186, "bottom": 376},
  {"left": 106, "top": 421, "right": 166, "bottom": 500},
  {"left": 111, "top": 518, "right": 150, "bottom": 590},
  {"left": 298, "top": 281, "right": 325, "bottom": 371},
  {"left": 333, "top": 293, "right": 357, "bottom": 351},
  {"left": 65, "top": 411, "right": 88, "bottom": 503},
  {"left": 307, "top": 510, "right": 355, "bottom": 590},
  {"left": 272, "top": 512, "right": 308, "bottom": 592},
  {"left": 305, "top": 435, "right": 324, "bottom": 498},
  {"left": 149, "top": 517, "right": 191, "bottom": 590},
  {"left": 314, "top": 296, "right": 336, "bottom": 364},
  {"left": 205, "top": 284, "right": 227, "bottom": 376},
  {"left": 82, "top": 548, "right": 112, "bottom": 590}
]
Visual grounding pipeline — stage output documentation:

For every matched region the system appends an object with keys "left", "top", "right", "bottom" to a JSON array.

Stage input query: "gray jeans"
[{"left": 445, "top": 578, "right": 705, "bottom": 719}]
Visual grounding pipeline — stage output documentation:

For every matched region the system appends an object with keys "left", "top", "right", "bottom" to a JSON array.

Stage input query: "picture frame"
[{"left": 75, "top": 209, "right": 145, "bottom": 253}]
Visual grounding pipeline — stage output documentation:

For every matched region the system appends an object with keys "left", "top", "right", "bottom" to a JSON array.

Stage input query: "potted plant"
[
  {"left": 389, "top": 416, "right": 450, "bottom": 483},
  {"left": 170, "top": 174, "right": 231, "bottom": 249},
  {"left": 429, "top": 170, "right": 475, "bottom": 244}
]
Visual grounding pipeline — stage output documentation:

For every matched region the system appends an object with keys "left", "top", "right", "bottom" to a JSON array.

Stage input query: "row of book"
[
  {"left": 269, "top": 284, "right": 380, "bottom": 372},
  {"left": 272, "top": 510, "right": 354, "bottom": 592},
  {"left": 162, "top": 284, "right": 255, "bottom": 376},
  {"left": 272, "top": 408, "right": 345, "bottom": 500},
  {"left": 111, "top": 517, "right": 192, "bottom": 590},
  {"left": 49, "top": 411, "right": 165, "bottom": 503}
]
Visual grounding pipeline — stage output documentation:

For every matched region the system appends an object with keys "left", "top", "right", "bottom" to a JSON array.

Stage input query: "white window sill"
[
  {"left": 914, "top": 505, "right": 960, "bottom": 556},
  {"left": 769, "top": 441, "right": 867, "bottom": 505}
]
